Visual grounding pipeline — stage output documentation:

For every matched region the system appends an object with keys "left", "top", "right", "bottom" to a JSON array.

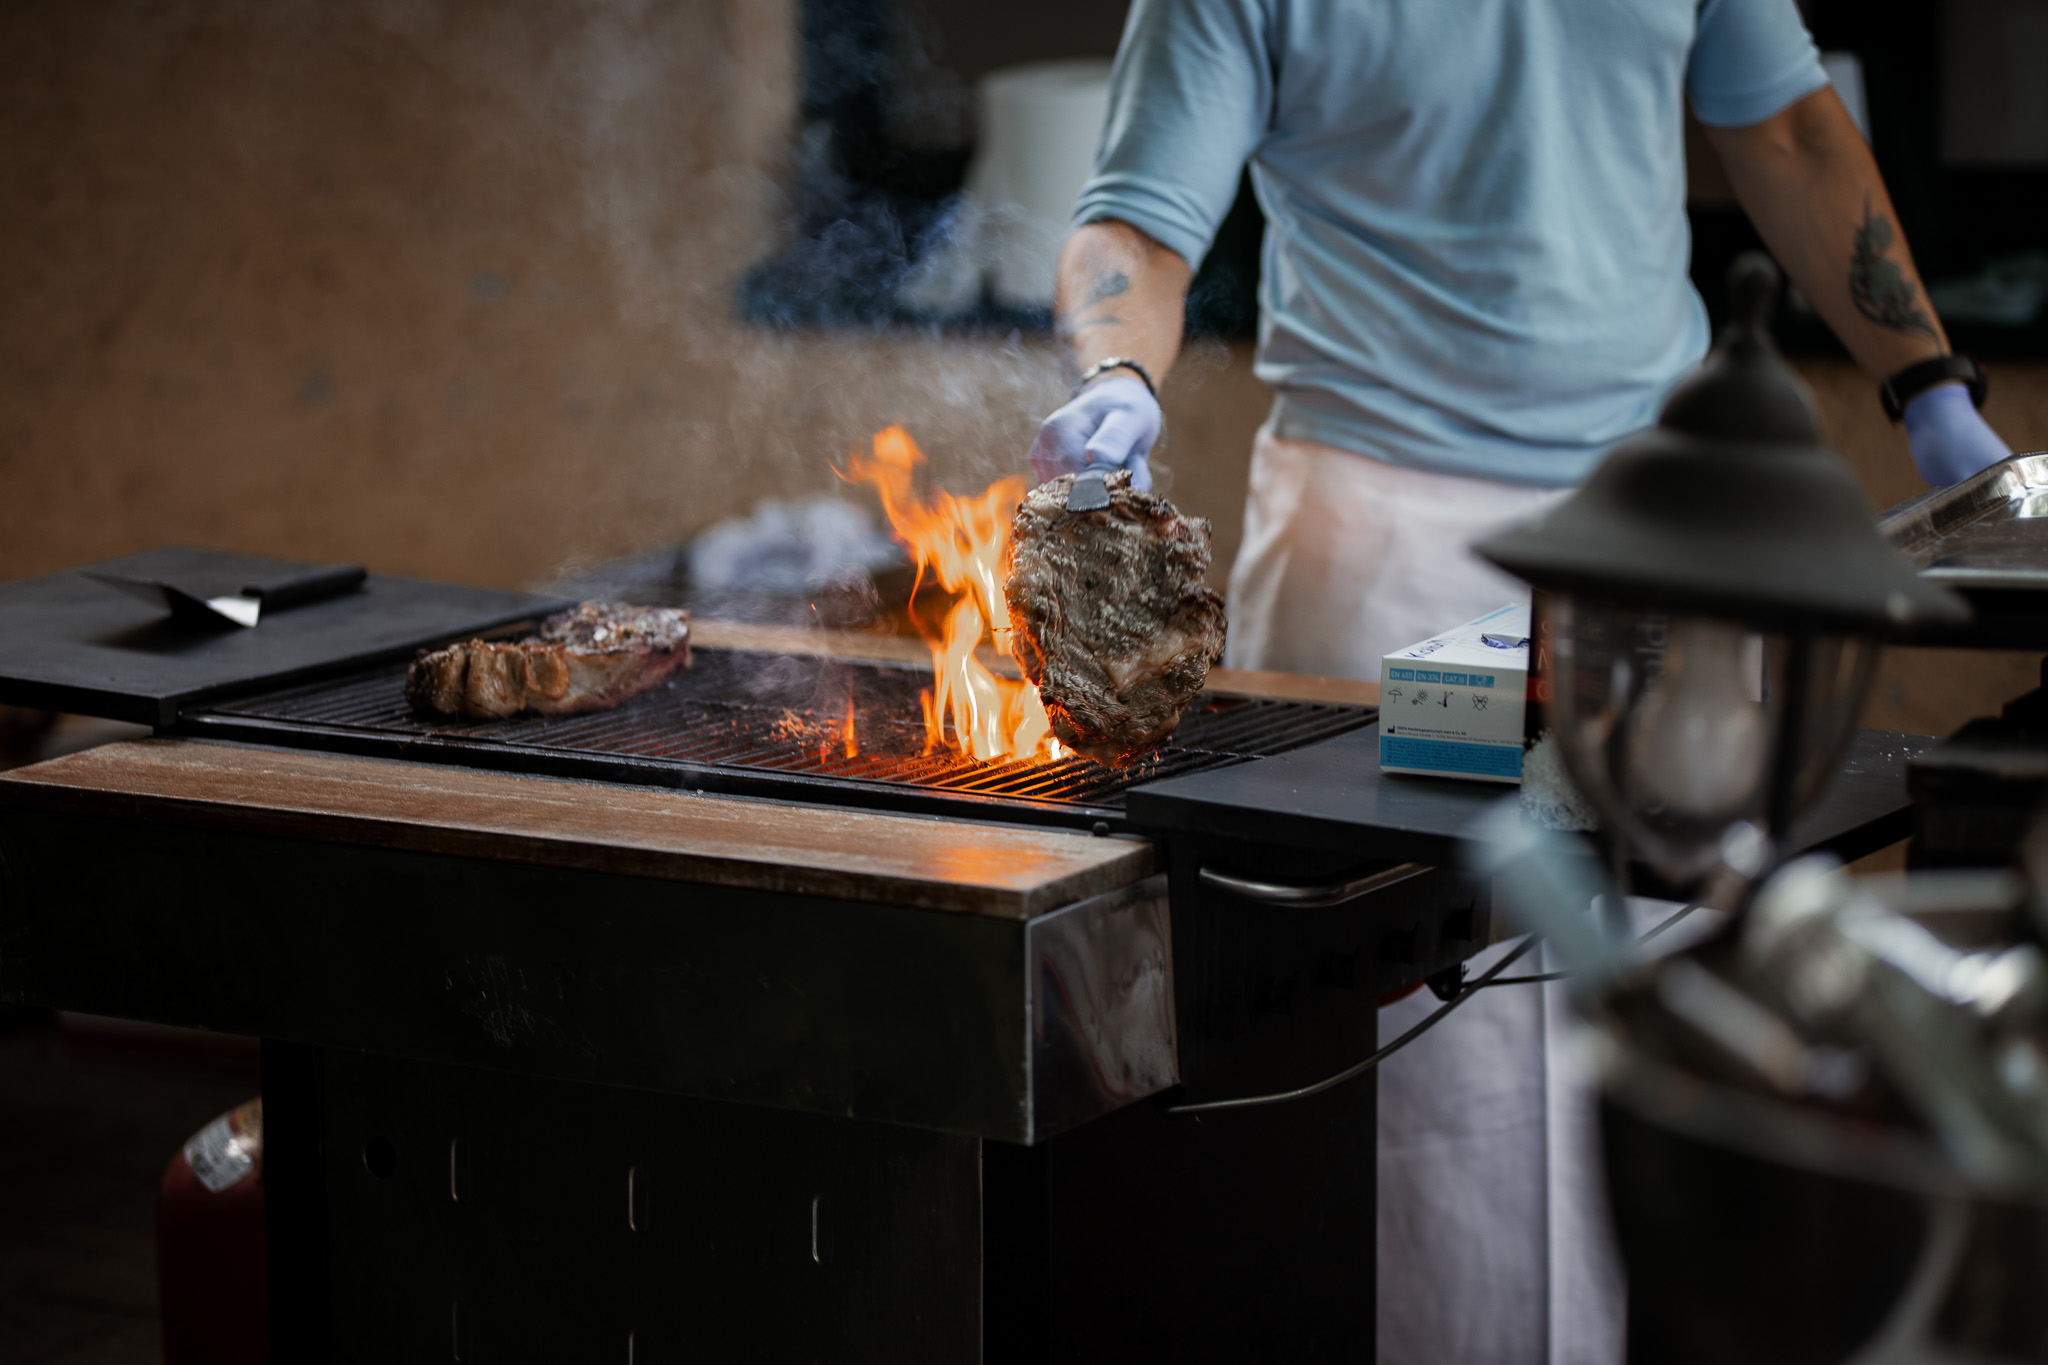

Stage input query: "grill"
[{"left": 181, "top": 645, "right": 1376, "bottom": 829}]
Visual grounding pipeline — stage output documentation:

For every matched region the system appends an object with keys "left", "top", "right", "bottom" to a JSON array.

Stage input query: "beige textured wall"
[{"left": 0, "top": 0, "right": 1069, "bottom": 591}]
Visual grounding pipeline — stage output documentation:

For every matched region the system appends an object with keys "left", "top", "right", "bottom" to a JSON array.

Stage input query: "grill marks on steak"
[
  {"left": 1004, "top": 472, "right": 1227, "bottom": 765},
  {"left": 404, "top": 602, "right": 691, "bottom": 720}
]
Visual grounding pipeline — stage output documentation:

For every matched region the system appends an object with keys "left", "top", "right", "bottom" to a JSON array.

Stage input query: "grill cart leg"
[{"left": 987, "top": 1076, "right": 1377, "bottom": 1362}]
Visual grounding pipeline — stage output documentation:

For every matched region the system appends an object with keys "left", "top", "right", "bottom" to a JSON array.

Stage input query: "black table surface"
[
  {"left": 0, "top": 547, "right": 570, "bottom": 726},
  {"left": 1127, "top": 723, "right": 1932, "bottom": 872}
]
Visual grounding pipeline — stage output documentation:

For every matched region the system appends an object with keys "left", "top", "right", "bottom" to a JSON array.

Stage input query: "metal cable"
[
  {"left": 1161, "top": 902, "right": 1706, "bottom": 1116},
  {"left": 1161, "top": 936, "right": 1540, "bottom": 1117},
  {"left": 1475, "top": 901, "right": 1700, "bottom": 988},
  {"left": 1635, "top": 900, "right": 1702, "bottom": 943}
]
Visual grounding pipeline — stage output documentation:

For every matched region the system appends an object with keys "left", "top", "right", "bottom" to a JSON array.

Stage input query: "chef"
[{"left": 1026, "top": 1, "right": 2013, "bottom": 1361}]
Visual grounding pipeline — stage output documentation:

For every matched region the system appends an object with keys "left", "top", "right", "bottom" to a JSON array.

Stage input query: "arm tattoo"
[
  {"left": 1058, "top": 271, "right": 1132, "bottom": 381},
  {"left": 1849, "top": 199, "right": 1939, "bottom": 345},
  {"left": 1083, "top": 270, "right": 1131, "bottom": 308},
  {"left": 1056, "top": 314, "right": 1126, "bottom": 361}
]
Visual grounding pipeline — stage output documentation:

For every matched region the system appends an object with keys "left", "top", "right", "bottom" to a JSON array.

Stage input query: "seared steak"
[
  {"left": 1004, "top": 471, "right": 1227, "bottom": 764},
  {"left": 405, "top": 601, "right": 691, "bottom": 720}
]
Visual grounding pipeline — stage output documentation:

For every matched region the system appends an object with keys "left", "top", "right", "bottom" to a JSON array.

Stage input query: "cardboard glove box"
[{"left": 1379, "top": 603, "right": 1534, "bottom": 784}]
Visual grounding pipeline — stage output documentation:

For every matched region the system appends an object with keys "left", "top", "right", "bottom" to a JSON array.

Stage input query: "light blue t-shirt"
[{"left": 1073, "top": 0, "right": 1829, "bottom": 486}]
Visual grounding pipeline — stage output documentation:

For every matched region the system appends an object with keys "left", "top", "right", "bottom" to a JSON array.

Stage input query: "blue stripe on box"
[{"left": 1380, "top": 736, "right": 1523, "bottom": 778}]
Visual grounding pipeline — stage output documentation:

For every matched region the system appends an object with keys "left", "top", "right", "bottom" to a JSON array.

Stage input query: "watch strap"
[
  {"left": 1880, "top": 354, "right": 1986, "bottom": 423},
  {"left": 1078, "top": 356, "right": 1160, "bottom": 400}
]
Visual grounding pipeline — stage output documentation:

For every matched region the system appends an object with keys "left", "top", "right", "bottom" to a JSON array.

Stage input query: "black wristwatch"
[{"left": 1879, "top": 354, "right": 1987, "bottom": 423}]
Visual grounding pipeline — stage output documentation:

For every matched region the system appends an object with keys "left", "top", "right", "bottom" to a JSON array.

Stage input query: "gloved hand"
[
  {"left": 1028, "top": 375, "right": 1161, "bottom": 492},
  {"left": 1905, "top": 382, "right": 2010, "bottom": 487}
]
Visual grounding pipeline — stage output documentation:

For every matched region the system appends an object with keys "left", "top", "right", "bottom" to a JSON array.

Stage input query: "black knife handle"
[{"left": 242, "top": 563, "right": 367, "bottom": 609}]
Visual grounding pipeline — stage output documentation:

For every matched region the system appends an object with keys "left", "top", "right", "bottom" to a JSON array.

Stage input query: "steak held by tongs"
[
  {"left": 1004, "top": 471, "right": 1227, "bottom": 765},
  {"left": 405, "top": 601, "right": 691, "bottom": 720}
]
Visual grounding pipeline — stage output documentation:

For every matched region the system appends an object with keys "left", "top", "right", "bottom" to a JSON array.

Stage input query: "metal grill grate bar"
[{"left": 200, "top": 647, "right": 1374, "bottom": 814}]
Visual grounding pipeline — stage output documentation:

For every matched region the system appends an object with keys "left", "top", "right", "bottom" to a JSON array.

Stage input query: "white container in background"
[
  {"left": 965, "top": 60, "right": 1113, "bottom": 309},
  {"left": 1819, "top": 51, "right": 1870, "bottom": 144}
]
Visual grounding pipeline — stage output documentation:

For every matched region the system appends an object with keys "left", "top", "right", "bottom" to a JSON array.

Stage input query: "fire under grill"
[{"left": 181, "top": 646, "right": 1376, "bottom": 829}]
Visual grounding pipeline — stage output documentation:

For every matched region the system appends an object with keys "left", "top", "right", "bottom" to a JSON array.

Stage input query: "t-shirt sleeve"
[
  {"left": 1070, "top": 0, "right": 1272, "bottom": 270},
  {"left": 1686, "top": 0, "right": 1830, "bottom": 127}
]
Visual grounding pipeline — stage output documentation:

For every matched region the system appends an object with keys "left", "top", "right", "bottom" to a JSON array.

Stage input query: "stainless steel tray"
[{"left": 1877, "top": 451, "right": 2048, "bottom": 590}]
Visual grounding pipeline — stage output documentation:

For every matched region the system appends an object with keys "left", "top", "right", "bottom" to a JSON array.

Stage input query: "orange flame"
[{"left": 840, "top": 426, "right": 1064, "bottom": 764}]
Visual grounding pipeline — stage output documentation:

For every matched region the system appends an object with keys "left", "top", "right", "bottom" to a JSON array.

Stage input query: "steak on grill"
[
  {"left": 405, "top": 601, "right": 691, "bottom": 720},
  {"left": 1004, "top": 471, "right": 1227, "bottom": 765}
]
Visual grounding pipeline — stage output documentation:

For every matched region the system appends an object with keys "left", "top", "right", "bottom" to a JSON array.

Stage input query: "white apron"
[{"left": 1225, "top": 425, "right": 1623, "bottom": 1365}]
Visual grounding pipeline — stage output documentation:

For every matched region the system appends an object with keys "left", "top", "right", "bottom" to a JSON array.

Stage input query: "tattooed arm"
[
  {"left": 1053, "top": 219, "right": 1195, "bottom": 390},
  {"left": 1705, "top": 86, "right": 2012, "bottom": 483},
  {"left": 1023, "top": 220, "right": 1197, "bottom": 488},
  {"left": 1701, "top": 86, "right": 1951, "bottom": 378}
]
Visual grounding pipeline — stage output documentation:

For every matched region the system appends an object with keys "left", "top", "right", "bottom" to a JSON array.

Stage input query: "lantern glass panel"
[{"left": 1544, "top": 595, "right": 1879, "bottom": 889}]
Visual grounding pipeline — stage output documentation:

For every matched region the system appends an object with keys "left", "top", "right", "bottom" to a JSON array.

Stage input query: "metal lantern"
[{"left": 1477, "top": 255, "right": 1969, "bottom": 890}]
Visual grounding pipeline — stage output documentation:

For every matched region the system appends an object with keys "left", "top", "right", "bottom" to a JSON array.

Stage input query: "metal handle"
[
  {"left": 242, "top": 563, "right": 367, "bottom": 609},
  {"left": 1066, "top": 464, "right": 1116, "bottom": 511},
  {"left": 1198, "top": 861, "right": 1431, "bottom": 909}
]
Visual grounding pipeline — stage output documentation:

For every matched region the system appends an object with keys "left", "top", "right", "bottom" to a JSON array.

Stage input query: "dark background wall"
[
  {"left": 905, "top": 0, "right": 1128, "bottom": 84},
  {"left": 891, "top": 0, "right": 1130, "bottom": 148}
]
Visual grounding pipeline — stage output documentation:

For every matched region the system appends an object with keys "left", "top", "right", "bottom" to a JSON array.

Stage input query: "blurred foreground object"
[
  {"left": 159, "top": 1097, "right": 267, "bottom": 1365},
  {"left": 1612, "top": 859, "right": 2048, "bottom": 1365},
  {"left": 1481, "top": 816, "right": 2048, "bottom": 1363},
  {"left": 1479, "top": 254, "right": 1966, "bottom": 894},
  {"left": 1469, "top": 255, "right": 2048, "bottom": 1362}
]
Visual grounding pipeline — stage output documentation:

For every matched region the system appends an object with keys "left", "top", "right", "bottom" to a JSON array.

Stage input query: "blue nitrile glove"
[
  {"left": 1905, "top": 382, "right": 2011, "bottom": 487},
  {"left": 1028, "top": 375, "right": 1160, "bottom": 492}
]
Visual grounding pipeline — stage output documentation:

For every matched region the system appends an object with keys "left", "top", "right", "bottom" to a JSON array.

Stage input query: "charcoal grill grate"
[{"left": 186, "top": 646, "right": 1374, "bottom": 826}]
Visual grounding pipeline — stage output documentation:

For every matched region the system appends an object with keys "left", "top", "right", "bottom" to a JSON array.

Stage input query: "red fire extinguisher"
[{"left": 157, "top": 1097, "right": 268, "bottom": 1364}]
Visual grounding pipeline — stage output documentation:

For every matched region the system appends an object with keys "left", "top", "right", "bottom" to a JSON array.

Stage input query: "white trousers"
[
  {"left": 1225, "top": 427, "right": 1622, "bottom": 1365},
  {"left": 1226, "top": 427, "right": 1567, "bottom": 681}
]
